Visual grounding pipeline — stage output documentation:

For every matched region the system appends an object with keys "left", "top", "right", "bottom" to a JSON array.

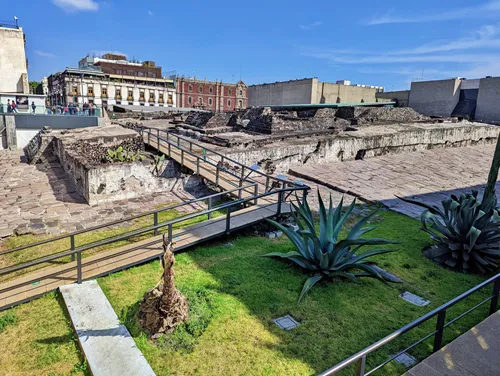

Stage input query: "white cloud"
[
  {"left": 148, "top": 10, "right": 153, "bottom": 16},
  {"left": 365, "top": 0, "right": 500, "bottom": 25},
  {"left": 299, "top": 21, "right": 322, "bottom": 30},
  {"left": 52, "top": 0, "right": 99, "bottom": 12},
  {"left": 35, "top": 50, "right": 56, "bottom": 58}
]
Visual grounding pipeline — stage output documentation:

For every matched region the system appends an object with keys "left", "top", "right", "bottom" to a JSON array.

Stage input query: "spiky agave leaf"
[{"left": 266, "top": 192, "right": 398, "bottom": 303}]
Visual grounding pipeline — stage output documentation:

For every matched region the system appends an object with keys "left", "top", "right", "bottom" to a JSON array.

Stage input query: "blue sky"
[{"left": 9, "top": 0, "right": 500, "bottom": 90}]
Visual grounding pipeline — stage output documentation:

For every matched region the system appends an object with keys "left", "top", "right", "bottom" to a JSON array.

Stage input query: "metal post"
[
  {"left": 156, "top": 128, "right": 160, "bottom": 147},
  {"left": 433, "top": 310, "right": 447, "bottom": 352},
  {"left": 77, "top": 252, "right": 82, "bottom": 284},
  {"left": 148, "top": 131, "right": 150, "bottom": 145},
  {"left": 254, "top": 184, "right": 258, "bottom": 205},
  {"left": 168, "top": 142, "right": 171, "bottom": 158},
  {"left": 208, "top": 197, "right": 213, "bottom": 219},
  {"left": 238, "top": 180, "right": 243, "bottom": 200},
  {"left": 355, "top": 356, "right": 367, "bottom": 376},
  {"left": 241, "top": 166, "right": 245, "bottom": 180},
  {"left": 197, "top": 158, "right": 200, "bottom": 175},
  {"left": 181, "top": 150, "right": 184, "bottom": 166},
  {"left": 168, "top": 224, "right": 173, "bottom": 242},
  {"left": 489, "top": 277, "right": 500, "bottom": 314},
  {"left": 277, "top": 191, "right": 283, "bottom": 216},
  {"left": 166, "top": 132, "right": 169, "bottom": 142},
  {"left": 70, "top": 234, "right": 75, "bottom": 261},
  {"left": 190, "top": 142, "right": 193, "bottom": 152},
  {"left": 154, "top": 212, "right": 159, "bottom": 236},
  {"left": 265, "top": 176, "right": 270, "bottom": 192},
  {"left": 216, "top": 167, "right": 220, "bottom": 186},
  {"left": 226, "top": 206, "right": 231, "bottom": 234}
]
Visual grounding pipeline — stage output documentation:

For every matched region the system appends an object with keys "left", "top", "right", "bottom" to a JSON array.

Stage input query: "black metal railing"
[{"left": 319, "top": 273, "right": 500, "bottom": 375}]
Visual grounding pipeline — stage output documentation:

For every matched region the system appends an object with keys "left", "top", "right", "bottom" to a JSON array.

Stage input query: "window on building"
[
  {"left": 102, "top": 87, "right": 107, "bottom": 97},
  {"left": 198, "top": 97, "right": 203, "bottom": 104},
  {"left": 239, "top": 100, "right": 243, "bottom": 108},
  {"left": 149, "top": 92, "right": 155, "bottom": 102},
  {"left": 116, "top": 88, "right": 121, "bottom": 98},
  {"left": 228, "top": 88, "right": 232, "bottom": 95},
  {"left": 208, "top": 98, "right": 212, "bottom": 106},
  {"left": 116, "top": 69, "right": 122, "bottom": 75},
  {"left": 72, "top": 86, "right": 78, "bottom": 95},
  {"left": 138, "top": 71, "right": 145, "bottom": 77},
  {"left": 198, "top": 86, "right": 203, "bottom": 94},
  {"left": 88, "top": 86, "right": 94, "bottom": 96},
  {"left": 239, "top": 89, "right": 243, "bottom": 96},
  {"left": 159, "top": 93, "right": 164, "bottom": 102},
  {"left": 168, "top": 94, "right": 173, "bottom": 104},
  {"left": 209, "top": 87, "right": 213, "bottom": 94},
  {"left": 140, "top": 91, "right": 145, "bottom": 101},
  {"left": 188, "top": 96, "right": 192, "bottom": 105},
  {"left": 128, "top": 90, "right": 133, "bottom": 100},
  {"left": 127, "top": 70, "right": 134, "bottom": 76},
  {"left": 188, "top": 84, "right": 193, "bottom": 92},
  {"left": 227, "top": 99, "right": 231, "bottom": 107}
]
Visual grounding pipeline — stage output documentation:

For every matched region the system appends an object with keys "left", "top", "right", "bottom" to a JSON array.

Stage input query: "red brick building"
[{"left": 176, "top": 77, "right": 247, "bottom": 112}]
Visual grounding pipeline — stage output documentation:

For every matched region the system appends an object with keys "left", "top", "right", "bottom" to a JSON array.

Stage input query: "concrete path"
[
  {"left": 290, "top": 144, "right": 500, "bottom": 219},
  {"left": 405, "top": 311, "right": 500, "bottom": 376},
  {"left": 60, "top": 280, "right": 155, "bottom": 376}
]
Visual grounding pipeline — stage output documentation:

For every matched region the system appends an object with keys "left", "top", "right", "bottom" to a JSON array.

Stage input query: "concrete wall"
[
  {"left": 315, "top": 83, "right": 377, "bottom": 104},
  {"left": 475, "top": 77, "right": 500, "bottom": 123},
  {"left": 409, "top": 79, "right": 461, "bottom": 117},
  {"left": 248, "top": 78, "right": 315, "bottom": 106},
  {"left": 376, "top": 91, "right": 410, "bottom": 107},
  {"left": 0, "top": 27, "right": 28, "bottom": 94}
]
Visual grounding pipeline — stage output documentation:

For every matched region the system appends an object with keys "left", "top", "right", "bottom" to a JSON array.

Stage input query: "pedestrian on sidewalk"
[
  {"left": 11, "top": 100, "right": 18, "bottom": 113},
  {"left": 31, "top": 101, "right": 36, "bottom": 114}
]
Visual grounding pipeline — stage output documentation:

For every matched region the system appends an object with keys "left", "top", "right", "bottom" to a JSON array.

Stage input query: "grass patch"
[{"left": 0, "top": 209, "right": 493, "bottom": 375}]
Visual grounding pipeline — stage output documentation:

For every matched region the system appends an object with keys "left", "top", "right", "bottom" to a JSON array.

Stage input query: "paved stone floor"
[
  {"left": 290, "top": 144, "right": 500, "bottom": 218},
  {"left": 405, "top": 310, "right": 500, "bottom": 376},
  {"left": 0, "top": 150, "right": 204, "bottom": 238}
]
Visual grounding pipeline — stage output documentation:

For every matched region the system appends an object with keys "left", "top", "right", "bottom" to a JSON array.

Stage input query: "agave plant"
[
  {"left": 399, "top": 135, "right": 500, "bottom": 274},
  {"left": 265, "top": 193, "right": 398, "bottom": 303},
  {"left": 400, "top": 191, "right": 500, "bottom": 273}
]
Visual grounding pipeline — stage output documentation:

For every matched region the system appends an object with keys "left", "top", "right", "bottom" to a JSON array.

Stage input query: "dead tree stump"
[{"left": 138, "top": 235, "right": 189, "bottom": 338}]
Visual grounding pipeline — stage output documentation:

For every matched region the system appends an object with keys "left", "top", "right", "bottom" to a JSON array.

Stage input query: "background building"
[
  {"left": 376, "top": 90, "right": 410, "bottom": 107},
  {"left": 248, "top": 78, "right": 384, "bottom": 107},
  {"left": 176, "top": 77, "right": 247, "bottom": 112},
  {"left": 47, "top": 54, "right": 176, "bottom": 109}
]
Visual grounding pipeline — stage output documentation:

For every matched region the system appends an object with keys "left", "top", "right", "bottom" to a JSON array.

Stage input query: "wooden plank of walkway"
[
  {"left": 60, "top": 280, "right": 156, "bottom": 376},
  {"left": 404, "top": 311, "right": 500, "bottom": 376},
  {"left": 0, "top": 202, "right": 284, "bottom": 310}
]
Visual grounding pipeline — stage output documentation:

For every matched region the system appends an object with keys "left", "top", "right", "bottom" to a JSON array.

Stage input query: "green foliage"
[
  {"left": 0, "top": 311, "right": 18, "bottom": 333},
  {"left": 265, "top": 192, "right": 398, "bottom": 302},
  {"left": 106, "top": 146, "right": 144, "bottom": 163},
  {"left": 400, "top": 190, "right": 500, "bottom": 273},
  {"left": 151, "top": 154, "right": 166, "bottom": 176},
  {"left": 157, "top": 287, "right": 215, "bottom": 353}
]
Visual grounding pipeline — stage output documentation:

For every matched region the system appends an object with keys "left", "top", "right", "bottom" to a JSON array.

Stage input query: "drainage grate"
[
  {"left": 399, "top": 291, "right": 430, "bottom": 306},
  {"left": 393, "top": 352, "right": 417, "bottom": 367},
  {"left": 273, "top": 315, "right": 300, "bottom": 330}
]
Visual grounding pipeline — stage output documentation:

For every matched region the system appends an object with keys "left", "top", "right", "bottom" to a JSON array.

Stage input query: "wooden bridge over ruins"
[{"left": 0, "top": 128, "right": 309, "bottom": 311}]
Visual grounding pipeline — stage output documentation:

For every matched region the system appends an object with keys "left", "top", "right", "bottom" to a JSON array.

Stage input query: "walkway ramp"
[
  {"left": 405, "top": 311, "right": 500, "bottom": 376},
  {"left": 60, "top": 280, "right": 155, "bottom": 376}
]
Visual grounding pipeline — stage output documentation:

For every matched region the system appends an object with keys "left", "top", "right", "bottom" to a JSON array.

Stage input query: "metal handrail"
[
  {"left": 0, "top": 183, "right": 257, "bottom": 256},
  {"left": 319, "top": 273, "right": 500, "bottom": 376},
  {"left": 144, "top": 127, "right": 303, "bottom": 187}
]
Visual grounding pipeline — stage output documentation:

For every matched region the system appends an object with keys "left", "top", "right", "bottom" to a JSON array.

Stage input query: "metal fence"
[
  {"left": 0, "top": 104, "right": 102, "bottom": 117},
  {"left": 319, "top": 273, "right": 500, "bottom": 375}
]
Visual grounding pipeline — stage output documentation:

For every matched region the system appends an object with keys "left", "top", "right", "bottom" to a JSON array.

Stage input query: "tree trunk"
[
  {"left": 483, "top": 134, "right": 500, "bottom": 210},
  {"left": 138, "top": 235, "right": 189, "bottom": 338}
]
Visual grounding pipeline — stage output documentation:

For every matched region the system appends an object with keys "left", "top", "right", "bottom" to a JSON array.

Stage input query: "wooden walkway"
[
  {"left": 0, "top": 202, "right": 284, "bottom": 309},
  {"left": 405, "top": 311, "right": 500, "bottom": 376}
]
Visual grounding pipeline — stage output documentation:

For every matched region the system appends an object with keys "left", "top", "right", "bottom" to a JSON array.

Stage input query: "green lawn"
[{"left": 0, "top": 209, "right": 492, "bottom": 375}]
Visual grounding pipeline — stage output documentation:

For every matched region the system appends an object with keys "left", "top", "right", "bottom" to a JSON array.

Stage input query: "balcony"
[
  {"left": 127, "top": 96, "right": 133, "bottom": 101},
  {"left": 87, "top": 92, "right": 94, "bottom": 97},
  {"left": 102, "top": 93, "right": 108, "bottom": 98},
  {"left": 167, "top": 98, "right": 173, "bottom": 104},
  {"left": 139, "top": 97, "right": 145, "bottom": 102},
  {"left": 116, "top": 95, "right": 122, "bottom": 100},
  {"left": 159, "top": 98, "right": 164, "bottom": 103},
  {"left": 149, "top": 98, "right": 155, "bottom": 103}
]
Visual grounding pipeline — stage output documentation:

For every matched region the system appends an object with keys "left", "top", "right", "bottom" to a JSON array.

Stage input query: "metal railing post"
[
  {"left": 489, "top": 277, "right": 500, "bottom": 314},
  {"left": 70, "top": 234, "right": 75, "bottom": 261},
  {"left": 216, "top": 167, "right": 220, "bottom": 186},
  {"left": 154, "top": 212, "right": 159, "bottom": 236},
  {"left": 148, "top": 131, "right": 150, "bottom": 145},
  {"left": 190, "top": 142, "right": 193, "bottom": 152},
  {"left": 238, "top": 179, "right": 243, "bottom": 200},
  {"left": 355, "top": 356, "right": 366, "bottom": 376},
  {"left": 226, "top": 206, "right": 231, "bottom": 234},
  {"left": 254, "top": 184, "right": 258, "bottom": 205},
  {"left": 265, "top": 176, "right": 270, "bottom": 192},
  {"left": 168, "top": 142, "right": 171, "bottom": 158},
  {"left": 277, "top": 191, "right": 283, "bottom": 216},
  {"left": 433, "top": 310, "right": 447, "bottom": 352},
  {"left": 77, "top": 252, "right": 82, "bottom": 284},
  {"left": 196, "top": 157, "right": 200, "bottom": 175},
  {"left": 156, "top": 128, "right": 160, "bottom": 147},
  {"left": 181, "top": 150, "right": 184, "bottom": 166},
  {"left": 168, "top": 224, "right": 173, "bottom": 242},
  {"left": 208, "top": 197, "right": 213, "bottom": 219}
]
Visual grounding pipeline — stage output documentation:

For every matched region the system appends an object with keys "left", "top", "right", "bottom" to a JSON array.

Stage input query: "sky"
[{"left": 6, "top": 0, "right": 500, "bottom": 90}]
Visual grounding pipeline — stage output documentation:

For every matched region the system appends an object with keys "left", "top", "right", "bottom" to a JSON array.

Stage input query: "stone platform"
[{"left": 60, "top": 280, "right": 155, "bottom": 376}]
